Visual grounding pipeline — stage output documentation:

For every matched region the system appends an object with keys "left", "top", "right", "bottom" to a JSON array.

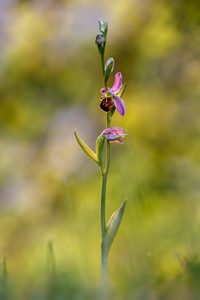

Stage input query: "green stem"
[
  {"left": 100, "top": 45, "right": 108, "bottom": 88},
  {"left": 101, "top": 173, "right": 108, "bottom": 283},
  {"left": 101, "top": 112, "right": 111, "bottom": 285},
  {"left": 101, "top": 51, "right": 105, "bottom": 78}
]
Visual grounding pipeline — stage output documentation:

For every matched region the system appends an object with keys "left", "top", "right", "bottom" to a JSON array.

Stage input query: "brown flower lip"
[{"left": 100, "top": 96, "right": 115, "bottom": 112}]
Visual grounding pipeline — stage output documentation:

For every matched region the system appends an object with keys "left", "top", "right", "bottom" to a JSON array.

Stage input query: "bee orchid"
[{"left": 100, "top": 72, "right": 126, "bottom": 116}]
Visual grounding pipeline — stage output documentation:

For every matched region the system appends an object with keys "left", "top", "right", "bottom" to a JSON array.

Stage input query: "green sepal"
[
  {"left": 110, "top": 106, "right": 116, "bottom": 118},
  {"left": 74, "top": 130, "right": 98, "bottom": 164},
  {"left": 105, "top": 200, "right": 127, "bottom": 255},
  {"left": 96, "top": 134, "right": 105, "bottom": 169},
  {"left": 104, "top": 57, "right": 115, "bottom": 85},
  {"left": 118, "top": 82, "right": 127, "bottom": 97}
]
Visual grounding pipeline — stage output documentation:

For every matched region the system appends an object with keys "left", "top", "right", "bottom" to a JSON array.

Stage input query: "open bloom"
[
  {"left": 100, "top": 72, "right": 126, "bottom": 116},
  {"left": 102, "top": 127, "right": 127, "bottom": 144}
]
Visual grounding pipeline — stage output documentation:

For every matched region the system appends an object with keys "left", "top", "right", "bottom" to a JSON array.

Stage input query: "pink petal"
[
  {"left": 110, "top": 72, "right": 123, "bottom": 94},
  {"left": 113, "top": 95, "right": 126, "bottom": 116}
]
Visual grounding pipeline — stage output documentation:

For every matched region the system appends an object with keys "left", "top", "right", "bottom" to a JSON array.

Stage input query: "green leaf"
[
  {"left": 104, "top": 57, "right": 115, "bottom": 84},
  {"left": 74, "top": 130, "right": 98, "bottom": 164},
  {"left": 96, "top": 134, "right": 105, "bottom": 169},
  {"left": 105, "top": 200, "right": 127, "bottom": 254}
]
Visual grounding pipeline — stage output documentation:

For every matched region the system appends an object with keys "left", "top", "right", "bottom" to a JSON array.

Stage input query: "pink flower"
[
  {"left": 100, "top": 72, "right": 126, "bottom": 116},
  {"left": 102, "top": 127, "right": 127, "bottom": 144}
]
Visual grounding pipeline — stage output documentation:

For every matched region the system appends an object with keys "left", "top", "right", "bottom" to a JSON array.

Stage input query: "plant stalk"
[
  {"left": 101, "top": 113, "right": 111, "bottom": 286},
  {"left": 100, "top": 46, "right": 105, "bottom": 78}
]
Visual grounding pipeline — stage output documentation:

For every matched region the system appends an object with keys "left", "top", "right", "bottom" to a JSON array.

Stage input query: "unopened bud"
[
  {"left": 98, "top": 20, "right": 108, "bottom": 35},
  {"left": 95, "top": 33, "right": 106, "bottom": 46},
  {"left": 104, "top": 57, "right": 115, "bottom": 84}
]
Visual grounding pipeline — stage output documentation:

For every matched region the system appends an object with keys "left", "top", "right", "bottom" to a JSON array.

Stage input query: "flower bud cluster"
[{"left": 95, "top": 20, "right": 108, "bottom": 48}]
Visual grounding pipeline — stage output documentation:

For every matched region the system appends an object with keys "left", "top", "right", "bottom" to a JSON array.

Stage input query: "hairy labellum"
[{"left": 100, "top": 96, "right": 115, "bottom": 112}]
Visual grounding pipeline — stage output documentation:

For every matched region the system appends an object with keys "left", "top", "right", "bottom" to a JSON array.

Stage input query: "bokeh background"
[{"left": 1, "top": 0, "right": 200, "bottom": 299}]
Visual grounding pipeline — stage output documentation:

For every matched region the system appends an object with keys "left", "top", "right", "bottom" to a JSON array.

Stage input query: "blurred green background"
[{"left": 1, "top": 0, "right": 200, "bottom": 299}]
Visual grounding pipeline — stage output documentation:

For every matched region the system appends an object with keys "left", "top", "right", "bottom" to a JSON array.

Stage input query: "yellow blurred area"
[{"left": 1, "top": 0, "right": 200, "bottom": 298}]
